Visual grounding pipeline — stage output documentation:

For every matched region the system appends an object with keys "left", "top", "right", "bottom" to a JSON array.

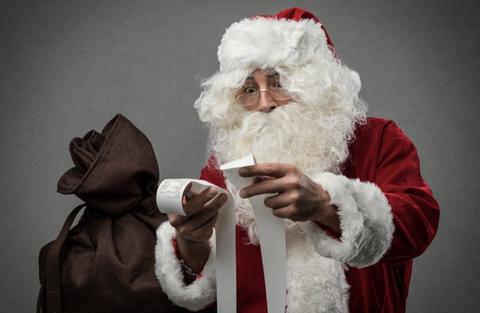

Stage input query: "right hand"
[{"left": 168, "top": 183, "right": 228, "bottom": 243}]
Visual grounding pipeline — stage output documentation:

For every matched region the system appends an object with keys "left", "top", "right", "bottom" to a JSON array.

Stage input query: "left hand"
[{"left": 238, "top": 163, "right": 340, "bottom": 228}]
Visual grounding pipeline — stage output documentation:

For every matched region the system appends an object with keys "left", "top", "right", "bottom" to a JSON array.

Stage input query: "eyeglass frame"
[{"left": 235, "top": 86, "right": 293, "bottom": 106}]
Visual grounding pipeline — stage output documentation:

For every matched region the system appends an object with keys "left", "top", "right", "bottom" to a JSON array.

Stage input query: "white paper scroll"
[
  {"left": 220, "top": 155, "right": 287, "bottom": 313},
  {"left": 156, "top": 154, "right": 286, "bottom": 313}
]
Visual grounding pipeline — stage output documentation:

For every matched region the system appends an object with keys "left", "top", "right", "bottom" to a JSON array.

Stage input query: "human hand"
[
  {"left": 168, "top": 183, "right": 228, "bottom": 243},
  {"left": 238, "top": 163, "right": 340, "bottom": 229},
  {"left": 166, "top": 184, "right": 228, "bottom": 273}
]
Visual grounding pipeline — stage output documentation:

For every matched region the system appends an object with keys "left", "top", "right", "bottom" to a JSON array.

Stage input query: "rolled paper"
[
  {"left": 156, "top": 179, "right": 219, "bottom": 216},
  {"left": 156, "top": 154, "right": 286, "bottom": 313}
]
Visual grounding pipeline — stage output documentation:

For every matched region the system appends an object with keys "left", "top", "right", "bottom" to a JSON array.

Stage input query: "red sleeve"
[{"left": 375, "top": 121, "right": 440, "bottom": 263}]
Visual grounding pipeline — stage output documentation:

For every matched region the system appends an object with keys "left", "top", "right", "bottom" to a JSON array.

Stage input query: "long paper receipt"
[{"left": 156, "top": 154, "right": 286, "bottom": 313}]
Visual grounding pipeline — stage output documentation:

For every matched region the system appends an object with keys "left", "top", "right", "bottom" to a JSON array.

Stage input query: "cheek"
[{"left": 242, "top": 102, "right": 258, "bottom": 111}]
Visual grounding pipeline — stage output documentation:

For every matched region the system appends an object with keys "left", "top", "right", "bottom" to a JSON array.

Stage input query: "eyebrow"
[{"left": 245, "top": 72, "right": 279, "bottom": 81}]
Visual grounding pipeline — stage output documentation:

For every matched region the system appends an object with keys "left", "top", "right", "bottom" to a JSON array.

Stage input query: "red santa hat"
[
  {"left": 194, "top": 7, "right": 362, "bottom": 129},
  {"left": 217, "top": 7, "right": 340, "bottom": 73}
]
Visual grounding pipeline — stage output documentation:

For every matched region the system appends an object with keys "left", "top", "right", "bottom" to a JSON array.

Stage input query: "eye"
[
  {"left": 270, "top": 81, "right": 283, "bottom": 89},
  {"left": 243, "top": 86, "right": 258, "bottom": 94}
]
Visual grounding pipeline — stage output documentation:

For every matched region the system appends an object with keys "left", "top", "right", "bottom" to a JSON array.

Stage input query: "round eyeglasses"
[{"left": 236, "top": 86, "right": 293, "bottom": 107}]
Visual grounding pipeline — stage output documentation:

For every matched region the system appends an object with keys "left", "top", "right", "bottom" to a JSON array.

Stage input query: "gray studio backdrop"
[{"left": 1, "top": 1, "right": 478, "bottom": 312}]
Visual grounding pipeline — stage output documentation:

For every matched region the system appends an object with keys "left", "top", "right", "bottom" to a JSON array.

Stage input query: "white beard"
[{"left": 209, "top": 99, "right": 364, "bottom": 245}]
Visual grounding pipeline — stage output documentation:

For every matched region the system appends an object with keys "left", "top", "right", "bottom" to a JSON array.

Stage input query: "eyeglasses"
[{"left": 236, "top": 85, "right": 293, "bottom": 106}]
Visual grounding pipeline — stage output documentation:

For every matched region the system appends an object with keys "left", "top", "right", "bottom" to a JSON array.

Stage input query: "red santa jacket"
[{"left": 154, "top": 117, "right": 440, "bottom": 313}]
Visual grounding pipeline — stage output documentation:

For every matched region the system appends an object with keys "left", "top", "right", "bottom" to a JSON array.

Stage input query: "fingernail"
[
  {"left": 239, "top": 189, "right": 245, "bottom": 198},
  {"left": 239, "top": 168, "right": 246, "bottom": 176}
]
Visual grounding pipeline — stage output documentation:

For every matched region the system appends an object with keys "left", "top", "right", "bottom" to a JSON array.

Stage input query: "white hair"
[{"left": 194, "top": 27, "right": 368, "bottom": 244}]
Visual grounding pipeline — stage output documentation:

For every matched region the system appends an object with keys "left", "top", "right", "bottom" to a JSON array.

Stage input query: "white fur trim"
[
  {"left": 154, "top": 222, "right": 216, "bottom": 311},
  {"left": 300, "top": 172, "right": 394, "bottom": 268},
  {"left": 218, "top": 17, "right": 334, "bottom": 72}
]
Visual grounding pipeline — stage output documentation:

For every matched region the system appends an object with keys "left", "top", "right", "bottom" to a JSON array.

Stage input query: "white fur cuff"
[
  {"left": 300, "top": 172, "right": 394, "bottom": 268},
  {"left": 154, "top": 222, "right": 216, "bottom": 311}
]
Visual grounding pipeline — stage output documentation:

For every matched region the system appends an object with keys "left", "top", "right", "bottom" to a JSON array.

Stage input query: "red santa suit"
[{"left": 154, "top": 7, "right": 440, "bottom": 313}]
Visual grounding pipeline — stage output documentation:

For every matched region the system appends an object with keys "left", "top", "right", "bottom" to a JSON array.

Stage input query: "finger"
[
  {"left": 253, "top": 175, "right": 275, "bottom": 184},
  {"left": 238, "top": 163, "right": 292, "bottom": 178},
  {"left": 191, "top": 211, "right": 219, "bottom": 234},
  {"left": 184, "top": 193, "right": 226, "bottom": 227},
  {"left": 271, "top": 205, "right": 300, "bottom": 220},
  {"left": 183, "top": 182, "right": 195, "bottom": 200},
  {"left": 183, "top": 186, "right": 218, "bottom": 215},
  {"left": 264, "top": 190, "right": 300, "bottom": 209},
  {"left": 204, "top": 193, "right": 229, "bottom": 210},
  {"left": 240, "top": 176, "right": 289, "bottom": 198},
  {"left": 183, "top": 213, "right": 218, "bottom": 242},
  {"left": 179, "top": 209, "right": 218, "bottom": 234}
]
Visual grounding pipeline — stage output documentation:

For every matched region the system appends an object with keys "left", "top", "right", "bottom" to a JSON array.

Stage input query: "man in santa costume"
[{"left": 154, "top": 7, "right": 440, "bottom": 313}]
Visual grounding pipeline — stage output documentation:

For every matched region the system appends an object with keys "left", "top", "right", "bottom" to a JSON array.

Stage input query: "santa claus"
[{"left": 154, "top": 7, "right": 440, "bottom": 313}]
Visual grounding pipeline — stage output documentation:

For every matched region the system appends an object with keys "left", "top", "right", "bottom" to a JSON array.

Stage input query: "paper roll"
[
  {"left": 156, "top": 154, "right": 286, "bottom": 313},
  {"left": 156, "top": 179, "right": 223, "bottom": 216}
]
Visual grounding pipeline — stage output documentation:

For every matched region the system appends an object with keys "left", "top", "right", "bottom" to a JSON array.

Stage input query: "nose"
[{"left": 257, "top": 89, "right": 277, "bottom": 113}]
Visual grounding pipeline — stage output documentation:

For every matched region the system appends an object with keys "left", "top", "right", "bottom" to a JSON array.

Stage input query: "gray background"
[{"left": 1, "top": 0, "right": 478, "bottom": 312}]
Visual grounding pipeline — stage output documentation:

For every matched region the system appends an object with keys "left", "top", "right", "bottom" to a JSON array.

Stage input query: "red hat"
[
  {"left": 217, "top": 7, "right": 339, "bottom": 72},
  {"left": 194, "top": 7, "right": 362, "bottom": 134}
]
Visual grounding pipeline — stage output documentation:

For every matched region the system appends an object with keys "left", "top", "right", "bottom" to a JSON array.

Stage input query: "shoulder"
[
  {"left": 355, "top": 117, "right": 420, "bottom": 167},
  {"left": 353, "top": 117, "right": 414, "bottom": 146},
  {"left": 343, "top": 117, "right": 417, "bottom": 178},
  {"left": 355, "top": 116, "right": 394, "bottom": 134}
]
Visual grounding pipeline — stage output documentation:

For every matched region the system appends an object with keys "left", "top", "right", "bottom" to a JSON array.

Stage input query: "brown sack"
[{"left": 37, "top": 113, "right": 215, "bottom": 313}]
